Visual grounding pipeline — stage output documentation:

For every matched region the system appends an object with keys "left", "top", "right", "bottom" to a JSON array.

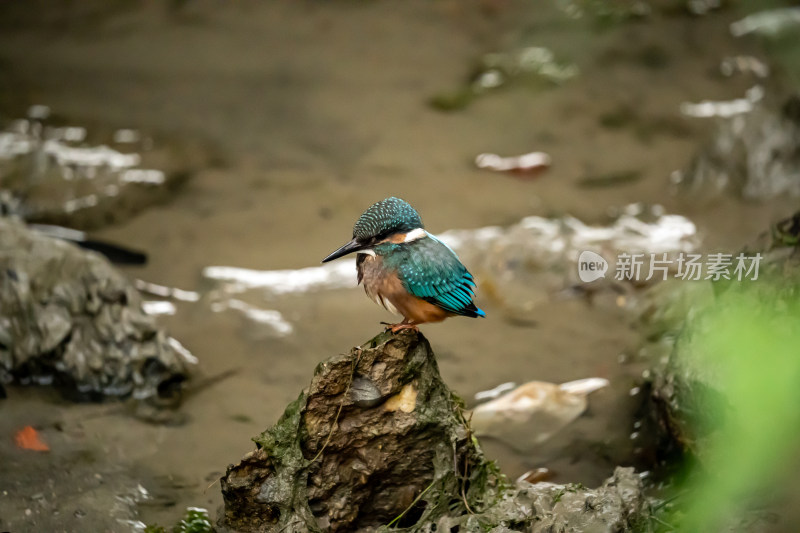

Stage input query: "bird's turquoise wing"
[{"left": 392, "top": 236, "right": 485, "bottom": 318}]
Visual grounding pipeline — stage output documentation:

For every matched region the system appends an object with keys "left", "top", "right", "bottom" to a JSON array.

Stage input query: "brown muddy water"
[{"left": 0, "top": 1, "right": 798, "bottom": 531}]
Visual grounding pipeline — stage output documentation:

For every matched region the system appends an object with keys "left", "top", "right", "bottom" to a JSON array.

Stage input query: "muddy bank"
[{"left": 0, "top": 0, "right": 798, "bottom": 531}]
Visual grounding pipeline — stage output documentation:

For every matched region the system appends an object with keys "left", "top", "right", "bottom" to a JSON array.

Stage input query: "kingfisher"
[{"left": 322, "top": 197, "right": 485, "bottom": 332}]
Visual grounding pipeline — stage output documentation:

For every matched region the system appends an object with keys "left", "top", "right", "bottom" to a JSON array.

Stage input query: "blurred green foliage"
[{"left": 667, "top": 286, "right": 800, "bottom": 531}]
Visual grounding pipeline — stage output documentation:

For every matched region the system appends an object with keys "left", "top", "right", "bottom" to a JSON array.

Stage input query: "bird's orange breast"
[{"left": 357, "top": 254, "right": 453, "bottom": 324}]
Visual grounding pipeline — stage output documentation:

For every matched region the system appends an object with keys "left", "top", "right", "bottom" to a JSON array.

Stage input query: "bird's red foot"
[{"left": 381, "top": 322, "right": 419, "bottom": 334}]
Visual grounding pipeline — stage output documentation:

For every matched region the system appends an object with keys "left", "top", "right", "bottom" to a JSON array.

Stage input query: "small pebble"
[{"left": 351, "top": 377, "right": 383, "bottom": 408}]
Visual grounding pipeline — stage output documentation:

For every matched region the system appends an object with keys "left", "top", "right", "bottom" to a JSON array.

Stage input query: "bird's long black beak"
[{"left": 322, "top": 238, "right": 364, "bottom": 263}]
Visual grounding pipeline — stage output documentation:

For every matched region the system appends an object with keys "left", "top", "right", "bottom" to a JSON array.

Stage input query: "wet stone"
[
  {"left": 674, "top": 95, "right": 800, "bottom": 202},
  {"left": 349, "top": 376, "right": 383, "bottom": 408},
  {"left": 0, "top": 217, "right": 191, "bottom": 401}
]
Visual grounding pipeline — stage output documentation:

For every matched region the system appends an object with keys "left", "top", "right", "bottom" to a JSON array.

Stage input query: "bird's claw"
[{"left": 381, "top": 322, "right": 419, "bottom": 334}]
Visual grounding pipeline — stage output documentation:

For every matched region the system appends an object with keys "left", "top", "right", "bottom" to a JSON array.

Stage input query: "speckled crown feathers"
[{"left": 353, "top": 197, "right": 424, "bottom": 240}]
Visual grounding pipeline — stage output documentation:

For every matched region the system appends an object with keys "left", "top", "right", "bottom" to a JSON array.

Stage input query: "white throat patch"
[{"left": 403, "top": 228, "right": 427, "bottom": 243}]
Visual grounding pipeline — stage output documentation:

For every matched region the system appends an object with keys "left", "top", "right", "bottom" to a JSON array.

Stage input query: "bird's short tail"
[{"left": 458, "top": 302, "right": 485, "bottom": 318}]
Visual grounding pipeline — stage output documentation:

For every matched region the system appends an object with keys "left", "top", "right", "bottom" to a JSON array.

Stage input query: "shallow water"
[{"left": 0, "top": 1, "right": 797, "bottom": 531}]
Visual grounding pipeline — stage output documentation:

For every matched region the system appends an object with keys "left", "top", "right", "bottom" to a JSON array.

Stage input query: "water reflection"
[
  {"left": 204, "top": 207, "right": 696, "bottom": 297},
  {"left": 0, "top": 105, "right": 202, "bottom": 230},
  {"left": 197, "top": 206, "right": 697, "bottom": 331},
  {"left": 675, "top": 94, "right": 800, "bottom": 200},
  {"left": 43, "top": 138, "right": 141, "bottom": 169},
  {"left": 730, "top": 7, "right": 800, "bottom": 38},
  {"left": 142, "top": 301, "right": 177, "bottom": 316},
  {"left": 210, "top": 299, "right": 293, "bottom": 337},
  {"left": 135, "top": 280, "right": 200, "bottom": 302},
  {"left": 681, "top": 85, "right": 764, "bottom": 119},
  {"left": 203, "top": 261, "right": 357, "bottom": 296}
]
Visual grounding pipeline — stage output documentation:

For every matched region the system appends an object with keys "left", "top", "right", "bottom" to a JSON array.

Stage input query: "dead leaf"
[{"left": 14, "top": 426, "right": 49, "bottom": 452}]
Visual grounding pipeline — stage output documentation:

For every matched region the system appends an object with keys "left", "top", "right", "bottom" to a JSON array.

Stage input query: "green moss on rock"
[{"left": 220, "top": 330, "right": 649, "bottom": 532}]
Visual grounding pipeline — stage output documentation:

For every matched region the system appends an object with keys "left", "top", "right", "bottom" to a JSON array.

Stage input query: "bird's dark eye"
[{"left": 370, "top": 232, "right": 393, "bottom": 245}]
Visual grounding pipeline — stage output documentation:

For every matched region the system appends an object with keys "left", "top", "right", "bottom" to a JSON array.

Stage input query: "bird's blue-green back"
[{"left": 376, "top": 235, "right": 485, "bottom": 318}]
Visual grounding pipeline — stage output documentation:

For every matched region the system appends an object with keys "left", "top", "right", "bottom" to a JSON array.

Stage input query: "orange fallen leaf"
[{"left": 14, "top": 426, "right": 49, "bottom": 452}]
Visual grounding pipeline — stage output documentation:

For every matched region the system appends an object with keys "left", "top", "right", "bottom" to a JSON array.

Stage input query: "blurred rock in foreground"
[
  {"left": 0, "top": 217, "right": 193, "bottom": 401},
  {"left": 220, "top": 330, "right": 650, "bottom": 532}
]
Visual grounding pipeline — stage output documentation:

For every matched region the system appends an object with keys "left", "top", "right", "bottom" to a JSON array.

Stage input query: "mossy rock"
[{"left": 220, "top": 331, "right": 649, "bottom": 532}]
